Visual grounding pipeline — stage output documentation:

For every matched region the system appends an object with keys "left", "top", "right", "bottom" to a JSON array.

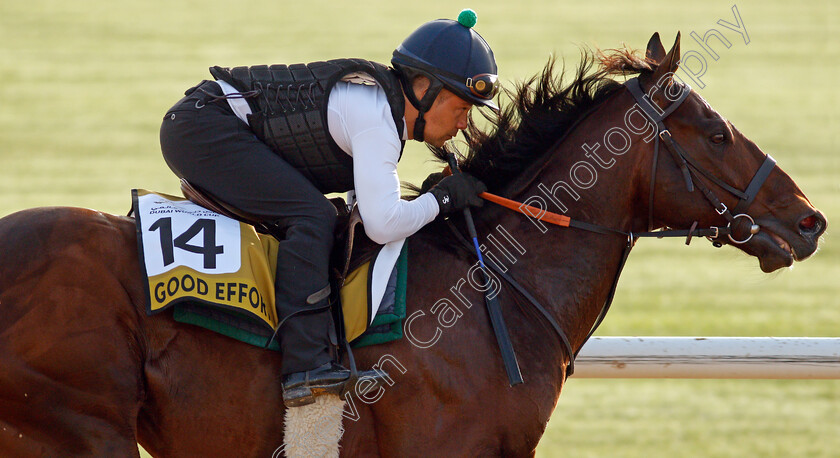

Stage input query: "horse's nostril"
[{"left": 799, "top": 212, "right": 826, "bottom": 235}]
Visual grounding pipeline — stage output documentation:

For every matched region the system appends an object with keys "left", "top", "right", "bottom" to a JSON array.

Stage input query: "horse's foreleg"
[
  {"left": 0, "top": 240, "right": 147, "bottom": 453},
  {"left": 0, "top": 354, "right": 143, "bottom": 457},
  {"left": 0, "top": 209, "right": 152, "bottom": 456}
]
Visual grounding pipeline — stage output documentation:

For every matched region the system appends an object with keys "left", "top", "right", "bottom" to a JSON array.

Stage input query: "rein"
[{"left": 448, "top": 76, "right": 777, "bottom": 382}]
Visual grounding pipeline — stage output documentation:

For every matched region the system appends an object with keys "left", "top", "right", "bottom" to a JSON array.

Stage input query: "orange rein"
[
  {"left": 439, "top": 165, "right": 571, "bottom": 228},
  {"left": 479, "top": 192, "right": 571, "bottom": 228}
]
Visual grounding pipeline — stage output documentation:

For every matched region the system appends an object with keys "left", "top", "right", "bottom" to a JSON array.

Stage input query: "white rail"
[{"left": 573, "top": 337, "right": 840, "bottom": 379}]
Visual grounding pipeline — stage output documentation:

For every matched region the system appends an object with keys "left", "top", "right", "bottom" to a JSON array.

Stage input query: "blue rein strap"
[
  {"left": 446, "top": 153, "right": 524, "bottom": 386},
  {"left": 444, "top": 219, "right": 580, "bottom": 379}
]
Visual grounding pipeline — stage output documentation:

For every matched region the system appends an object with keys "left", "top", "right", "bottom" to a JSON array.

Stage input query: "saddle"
[
  {"left": 178, "top": 179, "right": 387, "bottom": 355},
  {"left": 179, "top": 179, "right": 378, "bottom": 285}
]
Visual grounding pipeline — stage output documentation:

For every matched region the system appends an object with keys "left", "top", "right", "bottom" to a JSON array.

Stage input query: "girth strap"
[
  {"left": 445, "top": 220, "right": 578, "bottom": 378},
  {"left": 445, "top": 218, "right": 639, "bottom": 379}
]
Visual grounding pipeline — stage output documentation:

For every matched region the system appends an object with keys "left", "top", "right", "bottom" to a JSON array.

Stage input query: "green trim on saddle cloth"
[
  {"left": 173, "top": 305, "right": 281, "bottom": 351},
  {"left": 351, "top": 242, "right": 408, "bottom": 348}
]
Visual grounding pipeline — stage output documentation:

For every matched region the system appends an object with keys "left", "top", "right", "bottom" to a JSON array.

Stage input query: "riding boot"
[
  {"left": 274, "top": 275, "right": 391, "bottom": 407},
  {"left": 262, "top": 207, "right": 391, "bottom": 407},
  {"left": 264, "top": 218, "right": 335, "bottom": 377}
]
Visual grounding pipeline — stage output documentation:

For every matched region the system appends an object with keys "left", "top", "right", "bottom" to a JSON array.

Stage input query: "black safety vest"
[{"left": 209, "top": 59, "right": 406, "bottom": 194}]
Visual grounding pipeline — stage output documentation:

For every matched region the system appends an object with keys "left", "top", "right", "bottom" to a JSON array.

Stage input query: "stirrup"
[
  {"left": 340, "top": 368, "right": 390, "bottom": 400},
  {"left": 284, "top": 382, "right": 348, "bottom": 408},
  {"left": 283, "top": 377, "right": 349, "bottom": 408},
  {"left": 282, "top": 362, "right": 352, "bottom": 408}
]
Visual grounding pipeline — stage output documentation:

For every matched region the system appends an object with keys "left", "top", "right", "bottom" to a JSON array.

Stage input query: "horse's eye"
[{"left": 711, "top": 133, "right": 726, "bottom": 144}]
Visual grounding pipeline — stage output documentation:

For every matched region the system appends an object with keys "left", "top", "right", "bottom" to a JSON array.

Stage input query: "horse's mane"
[
  {"left": 399, "top": 46, "right": 658, "bottom": 337},
  {"left": 408, "top": 45, "right": 656, "bottom": 194}
]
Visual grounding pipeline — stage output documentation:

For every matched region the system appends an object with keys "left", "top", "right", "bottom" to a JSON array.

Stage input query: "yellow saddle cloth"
[{"left": 132, "top": 189, "right": 406, "bottom": 348}]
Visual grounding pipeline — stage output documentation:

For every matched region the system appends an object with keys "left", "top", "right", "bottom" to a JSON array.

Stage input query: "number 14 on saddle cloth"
[{"left": 131, "top": 189, "right": 407, "bottom": 346}]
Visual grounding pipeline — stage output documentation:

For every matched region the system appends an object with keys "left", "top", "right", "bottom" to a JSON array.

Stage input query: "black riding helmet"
[{"left": 392, "top": 9, "right": 499, "bottom": 142}]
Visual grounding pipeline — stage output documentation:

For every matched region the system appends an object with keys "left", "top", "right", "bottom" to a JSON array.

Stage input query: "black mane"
[{"left": 413, "top": 47, "right": 654, "bottom": 194}]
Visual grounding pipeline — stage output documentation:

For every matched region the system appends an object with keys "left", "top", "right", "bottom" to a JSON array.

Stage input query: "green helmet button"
[{"left": 457, "top": 9, "right": 477, "bottom": 28}]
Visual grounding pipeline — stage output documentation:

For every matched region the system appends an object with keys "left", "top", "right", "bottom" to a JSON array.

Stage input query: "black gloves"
[
  {"left": 428, "top": 172, "right": 487, "bottom": 214},
  {"left": 420, "top": 171, "right": 446, "bottom": 193}
]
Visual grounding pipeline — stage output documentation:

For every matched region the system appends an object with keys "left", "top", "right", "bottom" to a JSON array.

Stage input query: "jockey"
[{"left": 159, "top": 9, "right": 498, "bottom": 408}]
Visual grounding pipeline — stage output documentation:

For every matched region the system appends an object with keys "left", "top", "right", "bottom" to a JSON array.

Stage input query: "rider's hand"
[
  {"left": 420, "top": 171, "right": 446, "bottom": 193},
  {"left": 428, "top": 172, "right": 487, "bottom": 214}
]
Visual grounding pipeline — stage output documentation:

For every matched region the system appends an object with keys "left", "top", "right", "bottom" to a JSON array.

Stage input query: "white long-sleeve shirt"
[{"left": 217, "top": 79, "right": 439, "bottom": 244}]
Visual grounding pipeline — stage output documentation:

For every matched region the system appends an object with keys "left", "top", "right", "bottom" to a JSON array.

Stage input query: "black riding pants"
[{"left": 159, "top": 80, "right": 335, "bottom": 375}]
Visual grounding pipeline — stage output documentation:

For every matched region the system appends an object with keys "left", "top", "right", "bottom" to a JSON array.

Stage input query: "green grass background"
[{"left": 1, "top": 0, "right": 837, "bottom": 456}]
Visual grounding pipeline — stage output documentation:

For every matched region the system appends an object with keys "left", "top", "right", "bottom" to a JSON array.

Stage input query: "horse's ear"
[
  {"left": 647, "top": 32, "right": 681, "bottom": 84},
  {"left": 645, "top": 32, "right": 666, "bottom": 64}
]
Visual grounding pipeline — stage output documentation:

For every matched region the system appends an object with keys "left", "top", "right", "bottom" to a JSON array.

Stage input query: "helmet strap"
[
  {"left": 413, "top": 111, "right": 427, "bottom": 143},
  {"left": 398, "top": 69, "right": 443, "bottom": 143}
]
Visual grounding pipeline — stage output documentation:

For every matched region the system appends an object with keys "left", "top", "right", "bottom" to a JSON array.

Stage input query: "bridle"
[
  {"left": 447, "top": 76, "right": 778, "bottom": 382},
  {"left": 625, "top": 77, "right": 777, "bottom": 246}
]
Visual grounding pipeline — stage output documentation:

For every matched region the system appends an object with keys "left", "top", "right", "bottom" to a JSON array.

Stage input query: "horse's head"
[{"left": 637, "top": 32, "right": 826, "bottom": 272}]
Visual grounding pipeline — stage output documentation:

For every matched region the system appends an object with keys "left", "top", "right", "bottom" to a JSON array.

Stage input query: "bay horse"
[{"left": 0, "top": 33, "right": 826, "bottom": 456}]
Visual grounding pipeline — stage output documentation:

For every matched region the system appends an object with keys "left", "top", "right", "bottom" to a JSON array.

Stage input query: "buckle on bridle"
[
  {"left": 727, "top": 213, "right": 758, "bottom": 244},
  {"left": 705, "top": 226, "right": 725, "bottom": 248},
  {"left": 658, "top": 129, "right": 671, "bottom": 141},
  {"left": 715, "top": 203, "right": 728, "bottom": 215}
]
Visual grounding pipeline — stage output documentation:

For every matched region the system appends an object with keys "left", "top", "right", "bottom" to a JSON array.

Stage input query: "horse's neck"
[{"left": 484, "top": 92, "right": 649, "bottom": 354}]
